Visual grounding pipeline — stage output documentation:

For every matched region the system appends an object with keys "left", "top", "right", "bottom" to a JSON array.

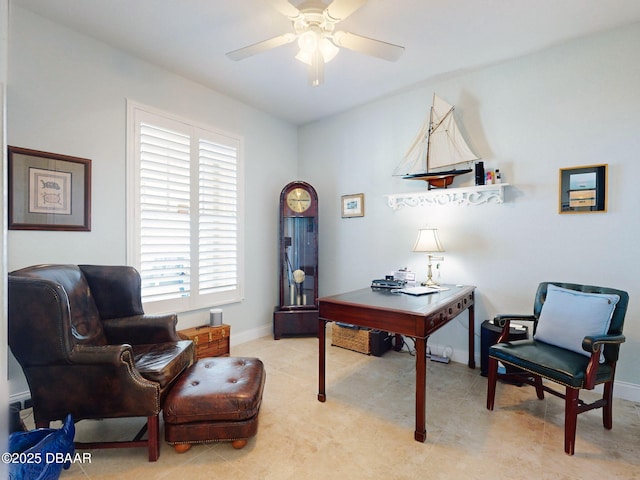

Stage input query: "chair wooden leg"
[
  {"left": 487, "top": 356, "right": 498, "bottom": 410},
  {"left": 147, "top": 415, "right": 160, "bottom": 462},
  {"left": 564, "top": 387, "right": 579, "bottom": 455},
  {"left": 603, "top": 381, "right": 614, "bottom": 430},
  {"left": 534, "top": 375, "right": 545, "bottom": 400}
]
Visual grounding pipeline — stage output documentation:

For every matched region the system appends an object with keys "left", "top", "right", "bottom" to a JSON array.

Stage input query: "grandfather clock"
[{"left": 273, "top": 181, "right": 319, "bottom": 339}]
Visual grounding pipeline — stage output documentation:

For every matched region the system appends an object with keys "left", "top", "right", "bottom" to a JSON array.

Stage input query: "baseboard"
[
  {"left": 10, "top": 391, "right": 31, "bottom": 406},
  {"left": 230, "top": 322, "right": 272, "bottom": 347},
  {"left": 611, "top": 380, "right": 640, "bottom": 403}
]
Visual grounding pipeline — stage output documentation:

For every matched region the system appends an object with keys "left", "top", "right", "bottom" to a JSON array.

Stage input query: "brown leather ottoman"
[{"left": 163, "top": 357, "right": 265, "bottom": 452}]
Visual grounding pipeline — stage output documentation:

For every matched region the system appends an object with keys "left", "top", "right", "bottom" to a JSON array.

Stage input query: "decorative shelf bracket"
[{"left": 386, "top": 184, "right": 508, "bottom": 210}]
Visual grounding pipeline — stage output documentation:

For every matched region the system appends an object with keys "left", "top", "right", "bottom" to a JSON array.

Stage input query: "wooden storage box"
[
  {"left": 179, "top": 324, "right": 230, "bottom": 359},
  {"left": 331, "top": 323, "right": 371, "bottom": 355}
]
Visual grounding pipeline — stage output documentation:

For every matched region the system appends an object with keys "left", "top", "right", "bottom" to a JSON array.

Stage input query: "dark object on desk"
[
  {"left": 480, "top": 320, "right": 528, "bottom": 376},
  {"left": 486, "top": 282, "right": 629, "bottom": 456},
  {"left": 371, "top": 278, "right": 406, "bottom": 289}
]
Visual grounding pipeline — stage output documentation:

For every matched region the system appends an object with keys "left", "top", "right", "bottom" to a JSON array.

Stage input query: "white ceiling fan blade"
[
  {"left": 226, "top": 34, "right": 296, "bottom": 61},
  {"left": 325, "top": 0, "right": 368, "bottom": 21},
  {"left": 333, "top": 31, "right": 404, "bottom": 61},
  {"left": 264, "top": 0, "right": 302, "bottom": 19}
]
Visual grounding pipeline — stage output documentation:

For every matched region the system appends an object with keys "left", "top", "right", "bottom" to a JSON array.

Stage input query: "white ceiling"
[{"left": 12, "top": 0, "right": 640, "bottom": 125}]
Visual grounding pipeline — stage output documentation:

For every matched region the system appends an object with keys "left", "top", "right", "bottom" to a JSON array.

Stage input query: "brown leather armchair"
[{"left": 8, "top": 264, "right": 195, "bottom": 461}]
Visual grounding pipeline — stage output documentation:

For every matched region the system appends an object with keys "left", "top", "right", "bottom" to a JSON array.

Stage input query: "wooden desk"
[{"left": 317, "top": 285, "right": 475, "bottom": 442}]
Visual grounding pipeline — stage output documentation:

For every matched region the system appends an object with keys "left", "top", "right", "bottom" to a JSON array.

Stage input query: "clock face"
[{"left": 286, "top": 188, "right": 312, "bottom": 213}]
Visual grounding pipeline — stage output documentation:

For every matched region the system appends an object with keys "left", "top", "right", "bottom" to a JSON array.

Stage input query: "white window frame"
[{"left": 126, "top": 100, "right": 244, "bottom": 314}]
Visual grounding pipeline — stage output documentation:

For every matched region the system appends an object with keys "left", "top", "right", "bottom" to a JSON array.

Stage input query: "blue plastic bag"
[{"left": 8, "top": 414, "right": 75, "bottom": 480}]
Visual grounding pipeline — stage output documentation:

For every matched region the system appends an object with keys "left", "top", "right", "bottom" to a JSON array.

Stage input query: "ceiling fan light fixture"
[
  {"left": 319, "top": 37, "right": 339, "bottom": 63},
  {"left": 295, "top": 49, "right": 313, "bottom": 66},
  {"left": 297, "top": 30, "right": 319, "bottom": 55},
  {"left": 227, "top": 0, "right": 405, "bottom": 86},
  {"left": 308, "top": 50, "right": 324, "bottom": 87},
  {"left": 295, "top": 31, "right": 339, "bottom": 66}
]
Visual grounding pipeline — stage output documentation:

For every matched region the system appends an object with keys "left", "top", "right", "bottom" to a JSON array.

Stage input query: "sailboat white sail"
[{"left": 394, "top": 94, "right": 479, "bottom": 187}]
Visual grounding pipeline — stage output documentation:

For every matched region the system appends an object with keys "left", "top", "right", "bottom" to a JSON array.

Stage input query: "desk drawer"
[{"left": 429, "top": 293, "right": 474, "bottom": 330}]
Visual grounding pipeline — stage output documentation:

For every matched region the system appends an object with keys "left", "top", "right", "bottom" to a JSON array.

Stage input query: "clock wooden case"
[{"left": 274, "top": 181, "right": 319, "bottom": 339}]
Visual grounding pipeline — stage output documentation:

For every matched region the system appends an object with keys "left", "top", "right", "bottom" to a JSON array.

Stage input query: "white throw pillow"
[{"left": 533, "top": 284, "right": 619, "bottom": 362}]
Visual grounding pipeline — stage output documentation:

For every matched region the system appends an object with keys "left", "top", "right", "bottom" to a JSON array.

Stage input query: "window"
[{"left": 127, "top": 101, "right": 244, "bottom": 313}]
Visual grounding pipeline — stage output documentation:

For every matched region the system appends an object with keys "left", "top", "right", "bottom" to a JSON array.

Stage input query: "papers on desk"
[{"left": 398, "top": 286, "right": 449, "bottom": 296}]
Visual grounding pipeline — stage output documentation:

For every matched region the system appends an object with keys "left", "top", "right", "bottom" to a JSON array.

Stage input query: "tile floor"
[{"left": 20, "top": 333, "right": 640, "bottom": 479}]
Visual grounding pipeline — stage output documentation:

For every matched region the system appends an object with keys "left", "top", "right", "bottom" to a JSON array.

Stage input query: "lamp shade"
[{"left": 412, "top": 228, "right": 444, "bottom": 253}]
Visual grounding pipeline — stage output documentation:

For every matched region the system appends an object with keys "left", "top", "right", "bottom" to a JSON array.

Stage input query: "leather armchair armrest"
[
  {"left": 70, "top": 344, "right": 135, "bottom": 367},
  {"left": 102, "top": 313, "right": 181, "bottom": 345},
  {"left": 582, "top": 333, "right": 626, "bottom": 358},
  {"left": 493, "top": 314, "right": 537, "bottom": 327},
  {"left": 62, "top": 344, "right": 161, "bottom": 419},
  {"left": 493, "top": 314, "right": 536, "bottom": 343},
  {"left": 583, "top": 334, "right": 625, "bottom": 389}
]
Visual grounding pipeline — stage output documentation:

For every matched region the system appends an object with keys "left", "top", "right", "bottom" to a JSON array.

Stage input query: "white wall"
[
  {"left": 7, "top": 7, "right": 298, "bottom": 398},
  {"left": 299, "top": 23, "right": 640, "bottom": 400}
]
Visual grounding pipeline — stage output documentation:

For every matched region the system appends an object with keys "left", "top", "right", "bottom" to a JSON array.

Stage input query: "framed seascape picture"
[
  {"left": 8, "top": 146, "right": 92, "bottom": 230},
  {"left": 559, "top": 164, "right": 607, "bottom": 214},
  {"left": 341, "top": 193, "right": 365, "bottom": 218}
]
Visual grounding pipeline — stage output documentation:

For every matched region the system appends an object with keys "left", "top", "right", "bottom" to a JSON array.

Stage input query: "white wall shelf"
[{"left": 386, "top": 184, "right": 508, "bottom": 210}]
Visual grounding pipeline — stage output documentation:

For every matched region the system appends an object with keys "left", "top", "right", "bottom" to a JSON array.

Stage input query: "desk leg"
[
  {"left": 318, "top": 319, "right": 326, "bottom": 402},
  {"left": 468, "top": 301, "right": 476, "bottom": 369},
  {"left": 414, "top": 336, "right": 427, "bottom": 442}
]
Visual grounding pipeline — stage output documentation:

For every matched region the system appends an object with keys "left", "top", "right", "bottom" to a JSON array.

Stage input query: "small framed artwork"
[
  {"left": 341, "top": 193, "right": 365, "bottom": 218},
  {"left": 558, "top": 164, "right": 607, "bottom": 214},
  {"left": 8, "top": 146, "right": 92, "bottom": 230}
]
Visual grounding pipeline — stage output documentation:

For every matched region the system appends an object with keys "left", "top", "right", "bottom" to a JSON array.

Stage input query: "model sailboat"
[{"left": 393, "top": 94, "right": 479, "bottom": 188}]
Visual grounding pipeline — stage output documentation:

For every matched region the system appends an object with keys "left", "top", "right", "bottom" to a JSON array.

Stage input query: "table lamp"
[{"left": 412, "top": 228, "right": 445, "bottom": 286}]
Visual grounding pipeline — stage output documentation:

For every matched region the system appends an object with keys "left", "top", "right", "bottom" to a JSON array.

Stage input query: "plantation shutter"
[
  {"left": 198, "top": 137, "right": 238, "bottom": 295},
  {"left": 128, "top": 101, "right": 244, "bottom": 313},
  {"left": 139, "top": 123, "right": 191, "bottom": 302}
]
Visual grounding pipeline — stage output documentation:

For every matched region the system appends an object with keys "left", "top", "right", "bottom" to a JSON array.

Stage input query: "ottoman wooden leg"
[
  {"left": 231, "top": 439, "right": 247, "bottom": 449},
  {"left": 174, "top": 443, "right": 192, "bottom": 453}
]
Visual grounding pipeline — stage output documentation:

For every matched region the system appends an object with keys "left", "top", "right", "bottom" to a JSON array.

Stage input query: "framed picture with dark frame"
[
  {"left": 558, "top": 164, "right": 607, "bottom": 214},
  {"left": 341, "top": 193, "right": 365, "bottom": 218},
  {"left": 8, "top": 146, "right": 92, "bottom": 231}
]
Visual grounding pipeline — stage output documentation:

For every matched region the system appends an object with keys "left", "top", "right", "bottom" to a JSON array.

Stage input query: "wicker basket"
[{"left": 331, "top": 323, "right": 370, "bottom": 354}]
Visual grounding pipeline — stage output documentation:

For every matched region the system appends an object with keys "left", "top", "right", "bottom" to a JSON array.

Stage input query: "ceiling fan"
[{"left": 226, "top": 0, "right": 405, "bottom": 87}]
